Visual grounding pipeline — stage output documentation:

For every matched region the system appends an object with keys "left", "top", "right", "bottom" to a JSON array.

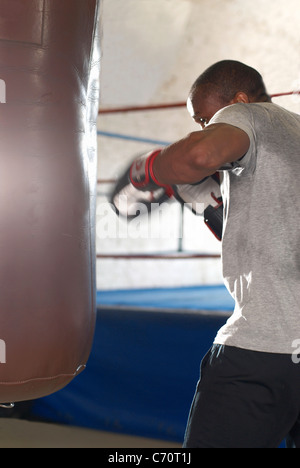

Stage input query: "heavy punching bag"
[{"left": 0, "top": 0, "right": 100, "bottom": 404}]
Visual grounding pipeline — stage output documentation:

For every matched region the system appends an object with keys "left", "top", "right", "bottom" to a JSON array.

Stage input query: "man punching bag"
[{"left": 0, "top": 0, "right": 100, "bottom": 404}]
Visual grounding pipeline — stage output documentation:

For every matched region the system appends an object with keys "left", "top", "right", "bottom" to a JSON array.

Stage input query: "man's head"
[{"left": 187, "top": 60, "right": 271, "bottom": 128}]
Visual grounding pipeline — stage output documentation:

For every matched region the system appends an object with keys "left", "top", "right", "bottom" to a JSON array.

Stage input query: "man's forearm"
[
  {"left": 152, "top": 132, "right": 218, "bottom": 185},
  {"left": 128, "top": 124, "right": 250, "bottom": 189},
  {"left": 152, "top": 124, "right": 250, "bottom": 185}
]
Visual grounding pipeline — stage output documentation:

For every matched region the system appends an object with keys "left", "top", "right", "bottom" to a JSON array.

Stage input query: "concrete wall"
[{"left": 96, "top": 0, "right": 300, "bottom": 290}]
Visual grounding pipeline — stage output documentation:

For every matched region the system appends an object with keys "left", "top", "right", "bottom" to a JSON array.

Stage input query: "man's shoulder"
[{"left": 211, "top": 102, "right": 300, "bottom": 130}]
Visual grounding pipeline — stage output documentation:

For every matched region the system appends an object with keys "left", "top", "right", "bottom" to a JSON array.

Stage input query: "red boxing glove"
[{"left": 129, "top": 150, "right": 173, "bottom": 196}]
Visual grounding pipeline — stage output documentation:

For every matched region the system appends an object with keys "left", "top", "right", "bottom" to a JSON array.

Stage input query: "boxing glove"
[
  {"left": 111, "top": 152, "right": 174, "bottom": 219},
  {"left": 174, "top": 173, "right": 223, "bottom": 240},
  {"left": 112, "top": 151, "right": 223, "bottom": 240},
  {"left": 129, "top": 149, "right": 171, "bottom": 192}
]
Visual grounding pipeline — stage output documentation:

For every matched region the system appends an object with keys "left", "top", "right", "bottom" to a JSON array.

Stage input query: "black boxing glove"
[
  {"left": 174, "top": 173, "right": 223, "bottom": 241},
  {"left": 112, "top": 150, "right": 223, "bottom": 240},
  {"left": 111, "top": 152, "right": 174, "bottom": 219}
]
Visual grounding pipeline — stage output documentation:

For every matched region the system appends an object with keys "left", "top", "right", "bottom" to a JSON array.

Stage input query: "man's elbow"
[{"left": 186, "top": 125, "right": 250, "bottom": 174}]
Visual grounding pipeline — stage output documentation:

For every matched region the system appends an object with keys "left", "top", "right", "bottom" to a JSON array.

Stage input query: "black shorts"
[{"left": 183, "top": 344, "right": 300, "bottom": 448}]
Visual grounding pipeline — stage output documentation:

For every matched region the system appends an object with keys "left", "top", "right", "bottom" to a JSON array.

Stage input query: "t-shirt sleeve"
[{"left": 208, "top": 103, "right": 257, "bottom": 174}]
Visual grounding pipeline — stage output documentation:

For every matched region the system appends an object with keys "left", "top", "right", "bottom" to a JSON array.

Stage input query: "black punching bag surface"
[{"left": 0, "top": 0, "right": 100, "bottom": 403}]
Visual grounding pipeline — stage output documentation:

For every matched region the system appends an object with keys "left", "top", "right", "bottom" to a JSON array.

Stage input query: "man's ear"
[{"left": 229, "top": 92, "right": 250, "bottom": 104}]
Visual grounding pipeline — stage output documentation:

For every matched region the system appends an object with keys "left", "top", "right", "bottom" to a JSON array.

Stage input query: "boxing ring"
[
  {"left": 28, "top": 91, "right": 299, "bottom": 444},
  {"left": 29, "top": 287, "right": 233, "bottom": 443}
]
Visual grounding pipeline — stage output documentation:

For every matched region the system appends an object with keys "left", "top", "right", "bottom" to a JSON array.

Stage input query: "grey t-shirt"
[{"left": 209, "top": 102, "right": 300, "bottom": 354}]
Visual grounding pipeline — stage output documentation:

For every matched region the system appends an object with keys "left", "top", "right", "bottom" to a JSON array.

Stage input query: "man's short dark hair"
[{"left": 190, "top": 60, "right": 269, "bottom": 102}]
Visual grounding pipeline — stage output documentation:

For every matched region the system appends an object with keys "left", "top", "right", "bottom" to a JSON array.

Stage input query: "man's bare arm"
[{"left": 153, "top": 123, "right": 250, "bottom": 185}]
